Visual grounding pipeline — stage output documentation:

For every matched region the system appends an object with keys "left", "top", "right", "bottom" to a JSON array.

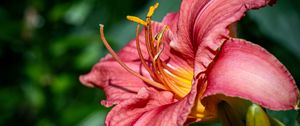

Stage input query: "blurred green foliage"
[{"left": 0, "top": 0, "right": 299, "bottom": 125}]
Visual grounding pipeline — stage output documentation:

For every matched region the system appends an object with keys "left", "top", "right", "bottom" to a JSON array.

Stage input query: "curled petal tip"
[{"left": 79, "top": 75, "right": 95, "bottom": 88}]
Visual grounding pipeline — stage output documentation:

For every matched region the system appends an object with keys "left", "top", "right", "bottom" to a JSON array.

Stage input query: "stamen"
[
  {"left": 135, "top": 24, "right": 156, "bottom": 78},
  {"left": 127, "top": 16, "right": 147, "bottom": 26},
  {"left": 151, "top": 46, "right": 169, "bottom": 87},
  {"left": 147, "top": 3, "right": 159, "bottom": 17},
  {"left": 146, "top": 23, "right": 158, "bottom": 61},
  {"left": 155, "top": 25, "right": 168, "bottom": 51},
  {"left": 146, "top": 3, "right": 160, "bottom": 56},
  {"left": 144, "top": 27, "right": 154, "bottom": 60},
  {"left": 99, "top": 24, "right": 167, "bottom": 90},
  {"left": 153, "top": 43, "right": 164, "bottom": 62}
]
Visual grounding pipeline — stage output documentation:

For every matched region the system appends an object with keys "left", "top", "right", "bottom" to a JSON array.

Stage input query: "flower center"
[
  {"left": 128, "top": 3, "right": 197, "bottom": 99},
  {"left": 99, "top": 3, "right": 193, "bottom": 99},
  {"left": 99, "top": 2, "right": 217, "bottom": 121}
]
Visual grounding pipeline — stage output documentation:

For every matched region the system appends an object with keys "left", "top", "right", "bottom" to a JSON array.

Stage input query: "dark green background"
[{"left": 1, "top": 0, "right": 299, "bottom": 125}]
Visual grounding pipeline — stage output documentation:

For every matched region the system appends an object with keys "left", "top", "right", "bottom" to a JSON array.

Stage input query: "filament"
[{"left": 99, "top": 24, "right": 167, "bottom": 90}]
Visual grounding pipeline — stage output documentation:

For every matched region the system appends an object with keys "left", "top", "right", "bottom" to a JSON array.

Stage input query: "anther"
[
  {"left": 147, "top": 3, "right": 159, "bottom": 18},
  {"left": 154, "top": 25, "right": 169, "bottom": 50},
  {"left": 127, "top": 16, "right": 147, "bottom": 26}
]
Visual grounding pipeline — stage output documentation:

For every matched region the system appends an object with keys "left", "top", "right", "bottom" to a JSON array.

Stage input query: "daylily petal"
[
  {"left": 105, "top": 87, "right": 175, "bottom": 126},
  {"left": 80, "top": 60, "right": 148, "bottom": 107},
  {"left": 204, "top": 39, "right": 298, "bottom": 110},
  {"left": 105, "top": 78, "right": 201, "bottom": 126},
  {"left": 170, "top": 0, "right": 275, "bottom": 73}
]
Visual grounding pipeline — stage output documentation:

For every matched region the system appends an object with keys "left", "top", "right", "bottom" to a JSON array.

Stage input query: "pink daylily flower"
[{"left": 80, "top": 0, "right": 299, "bottom": 125}]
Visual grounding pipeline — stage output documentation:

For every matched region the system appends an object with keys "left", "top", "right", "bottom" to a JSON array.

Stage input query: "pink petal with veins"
[
  {"left": 168, "top": 0, "right": 275, "bottom": 73},
  {"left": 105, "top": 88, "right": 175, "bottom": 126},
  {"left": 80, "top": 61, "right": 147, "bottom": 107},
  {"left": 106, "top": 79, "right": 201, "bottom": 126},
  {"left": 205, "top": 39, "right": 298, "bottom": 110}
]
